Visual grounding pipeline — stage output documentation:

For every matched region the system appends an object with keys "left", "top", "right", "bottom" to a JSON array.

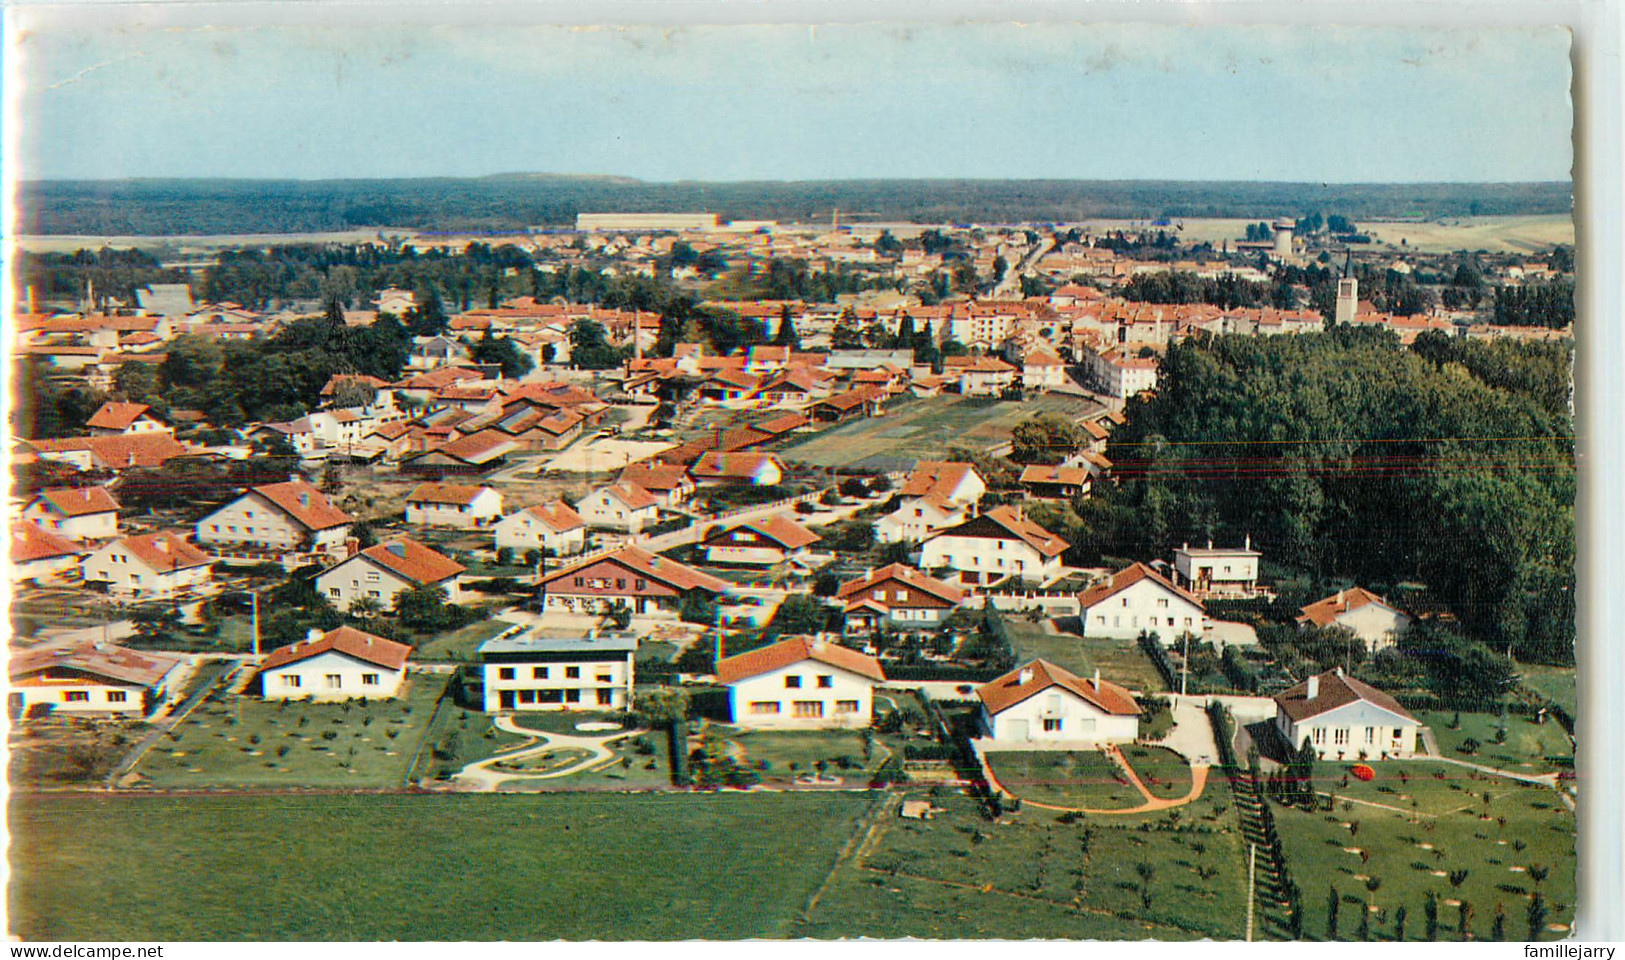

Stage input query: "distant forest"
[{"left": 17, "top": 177, "right": 1573, "bottom": 236}]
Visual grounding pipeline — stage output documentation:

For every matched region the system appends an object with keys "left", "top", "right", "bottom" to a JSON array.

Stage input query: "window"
[
  {"left": 784, "top": 675, "right": 802, "bottom": 689},
  {"left": 816, "top": 675, "right": 833, "bottom": 689},
  {"left": 498, "top": 668, "right": 516, "bottom": 680},
  {"left": 1333, "top": 728, "right": 1349, "bottom": 746},
  {"left": 284, "top": 675, "right": 302, "bottom": 688},
  {"left": 64, "top": 691, "right": 90, "bottom": 702},
  {"left": 367, "top": 591, "right": 381, "bottom": 599},
  {"left": 362, "top": 674, "right": 380, "bottom": 686},
  {"left": 329, "top": 587, "right": 341, "bottom": 597},
  {"left": 616, "top": 578, "right": 626, "bottom": 589},
  {"left": 634, "top": 578, "right": 646, "bottom": 591},
  {"left": 1313, "top": 728, "right": 1325, "bottom": 745},
  {"left": 895, "top": 589, "right": 908, "bottom": 601},
  {"left": 210, "top": 524, "right": 219, "bottom": 533},
  {"left": 792, "top": 701, "right": 824, "bottom": 718},
  {"left": 749, "top": 701, "right": 781, "bottom": 715},
  {"left": 1393, "top": 728, "right": 1404, "bottom": 739},
  {"left": 325, "top": 674, "right": 342, "bottom": 689},
  {"left": 107, "top": 690, "right": 127, "bottom": 703},
  {"left": 574, "top": 577, "right": 585, "bottom": 587},
  {"left": 365, "top": 572, "right": 380, "bottom": 583},
  {"left": 565, "top": 690, "right": 580, "bottom": 703},
  {"left": 836, "top": 700, "right": 860, "bottom": 714},
  {"left": 1043, "top": 718, "right": 1063, "bottom": 732},
  {"left": 597, "top": 689, "right": 613, "bottom": 706},
  {"left": 532, "top": 667, "right": 549, "bottom": 680},
  {"left": 596, "top": 673, "right": 612, "bottom": 683},
  {"left": 519, "top": 690, "right": 536, "bottom": 704},
  {"left": 565, "top": 666, "right": 580, "bottom": 679},
  {"left": 873, "top": 589, "right": 885, "bottom": 601},
  {"left": 1156, "top": 598, "right": 1169, "bottom": 608}
]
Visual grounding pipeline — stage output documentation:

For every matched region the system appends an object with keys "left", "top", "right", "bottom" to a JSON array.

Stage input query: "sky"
[{"left": 10, "top": 17, "right": 1574, "bottom": 183}]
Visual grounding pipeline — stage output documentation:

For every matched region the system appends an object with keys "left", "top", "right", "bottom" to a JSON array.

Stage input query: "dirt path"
[
  {"left": 451, "top": 716, "right": 643, "bottom": 790},
  {"left": 798, "top": 793, "right": 897, "bottom": 924},
  {"left": 979, "top": 746, "right": 1210, "bottom": 816}
]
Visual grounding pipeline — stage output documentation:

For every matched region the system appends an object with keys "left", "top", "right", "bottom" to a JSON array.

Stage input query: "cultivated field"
[
  {"left": 8, "top": 792, "right": 876, "bottom": 941},
  {"left": 1068, "top": 215, "right": 1573, "bottom": 255},
  {"left": 778, "top": 393, "right": 1103, "bottom": 472},
  {"left": 1005, "top": 619, "right": 1169, "bottom": 695}
]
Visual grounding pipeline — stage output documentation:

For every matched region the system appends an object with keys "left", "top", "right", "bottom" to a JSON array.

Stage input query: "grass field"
[
  {"left": 411, "top": 701, "right": 533, "bottom": 782},
  {"left": 1418, "top": 710, "right": 1572, "bottom": 776},
  {"left": 701, "top": 724, "right": 887, "bottom": 786},
  {"left": 985, "top": 750, "right": 1144, "bottom": 810},
  {"left": 1274, "top": 763, "right": 1575, "bottom": 941},
  {"left": 803, "top": 788, "right": 1248, "bottom": 939},
  {"left": 411, "top": 618, "right": 513, "bottom": 662},
  {"left": 778, "top": 393, "right": 1102, "bottom": 471},
  {"left": 137, "top": 676, "right": 448, "bottom": 789},
  {"left": 8, "top": 792, "right": 877, "bottom": 941},
  {"left": 1119, "top": 745, "right": 1193, "bottom": 800},
  {"left": 1517, "top": 663, "right": 1576, "bottom": 716},
  {"left": 1006, "top": 621, "right": 1167, "bottom": 695}
]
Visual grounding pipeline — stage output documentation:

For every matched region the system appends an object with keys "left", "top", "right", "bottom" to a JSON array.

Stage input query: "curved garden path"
[
  {"left": 981, "top": 743, "right": 1211, "bottom": 816},
  {"left": 451, "top": 716, "right": 644, "bottom": 791}
]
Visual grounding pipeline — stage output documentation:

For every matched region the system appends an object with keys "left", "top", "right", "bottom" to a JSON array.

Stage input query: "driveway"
[{"left": 1161, "top": 694, "right": 1221, "bottom": 767}]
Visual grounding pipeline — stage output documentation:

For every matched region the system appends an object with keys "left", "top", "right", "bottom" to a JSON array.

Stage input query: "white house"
[
  {"left": 194, "top": 480, "right": 354, "bottom": 560},
  {"left": 405, "top": 482, "right": 504, "bottom": 529},
  {"left": 1296, "top": 588, "right": 1414, "bottom": 652},
  {"left": 1020, "top": 348, "right": 1068, "bottom": 391},
  {"left": 1087, "top": 348, "right": 1159, "bottom": 404},
  {"left": 306, "top": 409, "right": 368, "bottom": 450},
  {"left": 315, "top": 538, "right": 466, "bottom": 613},
  {"left": 1076, "top": 562, "right": 1207, "bottom": 643},
  {"left": 918, "top": 505, "right": 1068, "bottom": 586},
  {"left": 1172, "top": 540, "right": 1262, "bottom": 598},
  {"left": 82, "top": 532, "right": 211, "bottom": 599},
  {"left": 8, "top": 522, "right": 84, "bottom": 585},
  {"left": 877, "top": 462, "right": 984, "bottom": 544},
  {"left": 1274, "top": 667, "right": 1421, "bottom": 760},
  {"left": 258, "top": 627, "right": 413, "bottom": 701},
  {"left": 690, "top": 452, "right": 785, "bottom": 487},
  {"left": 716, "top": 636, "right": 885, "bottom": 729},
  {"left": 574, "top": 481, "right": 660, "bottom": 533},
  {"left": 22, "top": 486, "right": 120, "bottom": 541},
  {"left": 701, "top": 516, "right": 820, "bottom": 566},
  {"left": 618, "top": 462, "right": 695, "bottom": 508},
  {"left": 85, "top": 401, "right": 170, "bottom": 437},
  {"left": 493, "top": 501, "right": 588, "bottom": 557},
  {"left": 8, "top": 642, "right": 183, "bottom": 718},
  {"left": 943, "top": 355, "right": 1019, "bottom": 396},
  {"left": 478, "top": 633, "right": 636, "bottom": 712},
  {"left": 976, "top": 659, "right": 1141, "bottom": 748}
]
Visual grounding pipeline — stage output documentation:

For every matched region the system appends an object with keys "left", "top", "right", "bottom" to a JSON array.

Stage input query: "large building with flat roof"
[
  {"left": 477, "top": 632, "right": 636, "bottom": 713},
  {"left": 575, "top": 213, "right": 720, "bottom": 233}
]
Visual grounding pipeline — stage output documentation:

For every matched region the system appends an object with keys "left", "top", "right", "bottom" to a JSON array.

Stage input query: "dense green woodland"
[
  {"left": 18, "top": 177, "right": 1571, "bottom": 235},
  {"left": 1076, "top": 328, "right": 1574, "bottom": 665}
]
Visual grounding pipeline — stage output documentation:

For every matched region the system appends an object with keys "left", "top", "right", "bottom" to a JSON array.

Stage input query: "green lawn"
[
  {"left": 984, "top": 750, "right": 1144, "bottom": 810},
  {"left": 804, "top": 788, "right": 1248, "bottom": 939},
  {"left": 411, "top": 702, "right": 536, "bottom": 782},
  {"left": 137, "top": 676, "right": 449, "bottom": 789},
  {"left": 1005, "top": 622, "right": 1167, "bottom": 695},
  {"left": 1419, "top": 710, "right": 1572, "bottom": 775},
  {"left": 8, "top": 792, "right": 877, "bottom": 940},
  {"left": 1119, "top": 745, "right": 1194, "bottom": 800},
  {"left": 705, "top": 725, "right": 885, "bottom": 785},
  {"left": 1515, "top": 663, "right": 1576, "bottom": 717},
  {"left": 1274, "top": 767, "right": 1576, "bottom": 941},
  {"left": 411, "top": 618, "right": 513, "bottom": 662}
]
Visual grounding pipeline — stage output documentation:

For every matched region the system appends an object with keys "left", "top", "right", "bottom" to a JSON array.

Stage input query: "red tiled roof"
[
  {"left": 620, "top": 462, "right": 692, "bottom": 494},
  {"left": 259, "top": 626, "right": 413, "bottom": 672},
  {"left": 115, "top": 531, "right": 211, "bottom": 571},
  {"left": 1274, "top": 668, "right": 1416, "bottom": 724},
  {"left": 710, "top": 515, "right": 820, "bottom": 550},
  {"left": 407, "top": 482, "right": 494, "bottom": 507},
  {"left": 9, "top": 522, "right": 84, "bottom": 563},
  {"left": 541, "top": 544, "right": 728, "bottom": 595},
  {"left": 958, "top": 505, "right": 1068, "bottom": 558},
  {"left": 977, "top": 659, "right": 1139, "bottom": 717},
  {"left": 1296, "top": 587, "right": 1396, "bottom": 628},
  {"left": 836, "top": 563, "right": 964, "bottom": 606},
  {"left": 1077, "top": 562, "right": 1203, "bottom": 611},
  {"left": 519, "top": 500, "right": 585, "bottom": 532},
  {"left": 251, "top": 480, "right": 353, "bottom": 531},
  {"left": 597, "top": 481, "right": 660, "bottom": 512},
  {"left": 358, "top": 539, "right": 465, "bottom": 585},
  {"left": 899, "top": 461, "right": 977, "bottom": 500},
  {"left": 716, "top": 636, "right": 885, "bottom": 684},
  {"left": 691, "top": 452, "right": 780, "bottom": 481},
  {"left": 26, "top": 433, "right": 189, "bottom": 469},
  {"left": 85, "top": 402, "right": 156, "bottom": 431},
  {"left": 9, "top": 642, "right": 181, "bottom": 688},
  {"left": 31, "top": 486, "right": 119, "bottom": 518}
]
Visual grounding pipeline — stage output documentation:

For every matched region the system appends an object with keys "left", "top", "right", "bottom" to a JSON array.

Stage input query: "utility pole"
[
  {"left": 251, "top": 590, "right": 260, "bottom": 657},
  {"left": 1245, "top": 842, "right": 1256, "bottom": 942},
  {"left": 1180, "top": 631, "right": 1190, "bottom": 698}
]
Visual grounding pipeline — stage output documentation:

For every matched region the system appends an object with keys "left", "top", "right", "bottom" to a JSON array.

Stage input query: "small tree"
[
  {"left": 1424, "top": 892, "right": 1439, "bottom": 941},
  {"left": 1326, "top": 884, "right": 1340, "bottom": 939},
  {"left": 1526, "top": 894, "right": 1549, "bottom": 940},
  {"left": 1457, "top": 900, "right": 1474, "bottom": 941},
  {"left": 1394, "top": 904, "right": 1408, "bottom": 942},
  {"left": 1490, "top": 902, "right": 1506, "bottom": 941}
]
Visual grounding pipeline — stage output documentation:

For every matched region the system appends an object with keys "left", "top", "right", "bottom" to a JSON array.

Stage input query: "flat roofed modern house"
[
  {"left": 1273, "top": 667, "right": 1420, "bottom": 760},
  {"left": 1295, "top": 587, "right": 1414, "bottom": 652},
  {"left": 21, "top": 486, "right": 120, "bottom": 541},
  {"left": 8, "top": 642, "right": 183, "bottom": 717},
  {"left": 258, "top": 627, "right": 413, "bottom": 701},
  {"left": 1172, "top": 539, "right": 1262, "bottom": 598},
  {"left": 492, "top": 501, "right": 587, "bottom": 557},
  {"left": 1076, "top": 562, "right": 1207, "bottom": 643},
  {"left": 404, "top": 482, "right": 504, "bottom": 529},
  {"left": 8, "top": 521, "right": 85, "bottom": 585},
  {"left": 836, "top": 563, "right": 966, "bottom": 633},
  {"left": 194, "top": 479, "right": 354, "bottom": 561},
  {"left": 716, "top": 636, "right": 885, "bottom": 729},
  {"left": 478, "top": 633, "right": 636, "bottom": 712},
  {"left": 82, "top": 532, "right": 210, "bottom": 599},
  {"left": 976, "top": 659, "right": 1140, "bottom": 748},
  {"left": 315, "top": 538, "right": 466, "bottom": 613}
]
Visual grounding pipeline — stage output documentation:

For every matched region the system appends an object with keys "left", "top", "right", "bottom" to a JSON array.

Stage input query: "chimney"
[
  {"left": 155, "top": 538, "right": 169, "bottom": 554},
  {"left": 1306, "top": 674, "right": 1320, "bottom": 701},
  {"left": 1093, "top": 668, "right": 1101, "bottom": 689},
  {"left": 1018, "top": 667, "right": 1034, "bottom": 685},
  {"left": 1333, "top": 665, "right": 1344, "bottom": 678},
  {"left": 1244, "top": 533, "right": 1251, "bottom": 551},
  {"left": 306, "top": 628, "right": 324, "bottom": 643},
  {"left": 346, "top": 537, "right": 360, "bottom": 557},
  {"left": 1207, "top": 539, "right": 1213, "bottom": 550},
  {"left": 1182, "top": 541, "right": 1188, "bottom": 552},
  {"left": 1337, "top": 588, "right": 1345, "bottom": 606}
]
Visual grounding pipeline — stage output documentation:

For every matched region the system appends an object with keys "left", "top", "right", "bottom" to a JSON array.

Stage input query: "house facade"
[
  {"left": 1296, "top": 588, "right": 1413, "bottom": 652},
  {"left": 82, "top": 532, "right": 211, "bottom": 599},
  {"left": 405, "top": 483, "right": 504, "bottom": 529},
  {"left": 1076, "top": 562, "right": 1207, "bottom": 643},
  {"left": 258, "top": 627, "right": 413, "bottom": 701},
  {"left": 493, "top": 501, "right": 588, "bottom": 557},
  {"left": 8, "top": 642, "right": 183, "bottom": 718},
  {"left": 836, "top": 564, "right": 965, "bottom": 633},
  {"left": 478, "top": 633, "right": 636, "bottom": 712},
  {"left": 537, "top": 545, "right": 729, "bottom": 616},
  {"left": 976, "top": 659, "right": 1140, "bottom": 749},
  {"left": 574, "top": 482, "right": 660, "bottom": 533},
  {"left": 194, "top": 480, "right": 354, "bottom": 560},
  {"left": 918, "top": 505, "right": 1067, "bottom": 585},
  {"left": 717, "top": 637, "right": 885, "bottom": 729},
  {"left": 22, "top": 486, "right": 119, "bottom": 541},
  {"left": 314, "top": 539, "right": 466, "bottom": 613},
  {"left": 9, "top": 522, "right": 84, "bottom": 585},
  {"left": 1172, "top": 541, "right": 1262, "bottom": 598},
  {"left": 700, "top": 516, "right": 820, "bottom": 566},
  {"left": 1274, "top": 668, "right": 1421, "bottom": 760}
]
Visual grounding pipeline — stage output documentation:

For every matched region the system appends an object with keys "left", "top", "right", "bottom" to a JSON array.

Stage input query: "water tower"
[{"left": 1272, "top": 218, "right": 1297, "bottom": 258}]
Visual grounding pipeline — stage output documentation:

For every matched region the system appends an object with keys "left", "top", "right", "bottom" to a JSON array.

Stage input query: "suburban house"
[
  {"left": 9, "top": 522, "right": 85, "bottom": 585},
  {"left": 315, "top": 538, "right": 466, "bottom": 613},
  {"left": 700, "top": 516, "right": 820, "bottom": 566},
  {"left": 716, "top": 636, "right": 885, "bottom": 729},
  {"left": 537, "top": 545, "right": 729, "bottom": 616},
  {"left": 876, "top": 461, "right": 985, "bottom": 544},
  {"left": 575, "top": 482, "right": 661, "bottom": 533},
  {"left": 82, "top": 532, "right": 212, "bottom": 599},
  {"left": 836, "top": 564, "right": 966, "bottom": 633},
  {"left": 1273, "top": 667, "right": 1421, "bottom": 760},
  {"left": 1018, "top": 464, "right": 1092, "bottom": 501},
  {"left": 1020, "top": 348, "right": 1068, "bottom": 391},
  {"left": 918, "top": 505, "right": 1068, "bottom": 585},
  {"left": 1076, "top": 562, "right": 1207, "bottom": 643},
  {"left": 8, "top": 642, "right": 184, "bottom": 718},
  {"left": 944, "top": 355, "right": 1020, "bottom": 396},
  {"left": 618, "top": 461, "right": 695, "bottom": 508},
  {"left": 194, "top": 480, "right": 354, "bottom": 561},
  {"left": 258, "top": 627, "right": 413, "bottom": 701},
  {"left": 1296, "top": 587, "right": 1414, "bottom": 652},
  {"left": 249, "top": 418, "right": 318, "bottom": 458},
  {"left": 22, "top": 486, "right": 120, "bottom": 541},
  {"left": 85, "top": 401, "right": 170, "bottom": 436},
  {"left": 478, "top": 633, "right": 636, "bottom": 712},
  {"left": 899, "top": 461, "right": 986, "bottom": 506},
  {"left": 690, "top": 452, "right": 786, "bottom": 487},
  {"left": 26, "top": 433, "right": 189, "bottom": 472},
  {"left": 1172, "top": 540, "right": 1262, "bottom": 598},
  {"left": 492, "top": 501, "right": 588, "bottom": 557},
  {"left": 810, "top": 387, "right": 881, "bottom": 423},
  {"left": 399, "top": 430, "right": 517, "bottom": 476},
  {"left": 976, "top": 659, "right": 1140, "bottom": 748},
  {"left": 405, "top": 482, "right": 504, "bottom": 529}
]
